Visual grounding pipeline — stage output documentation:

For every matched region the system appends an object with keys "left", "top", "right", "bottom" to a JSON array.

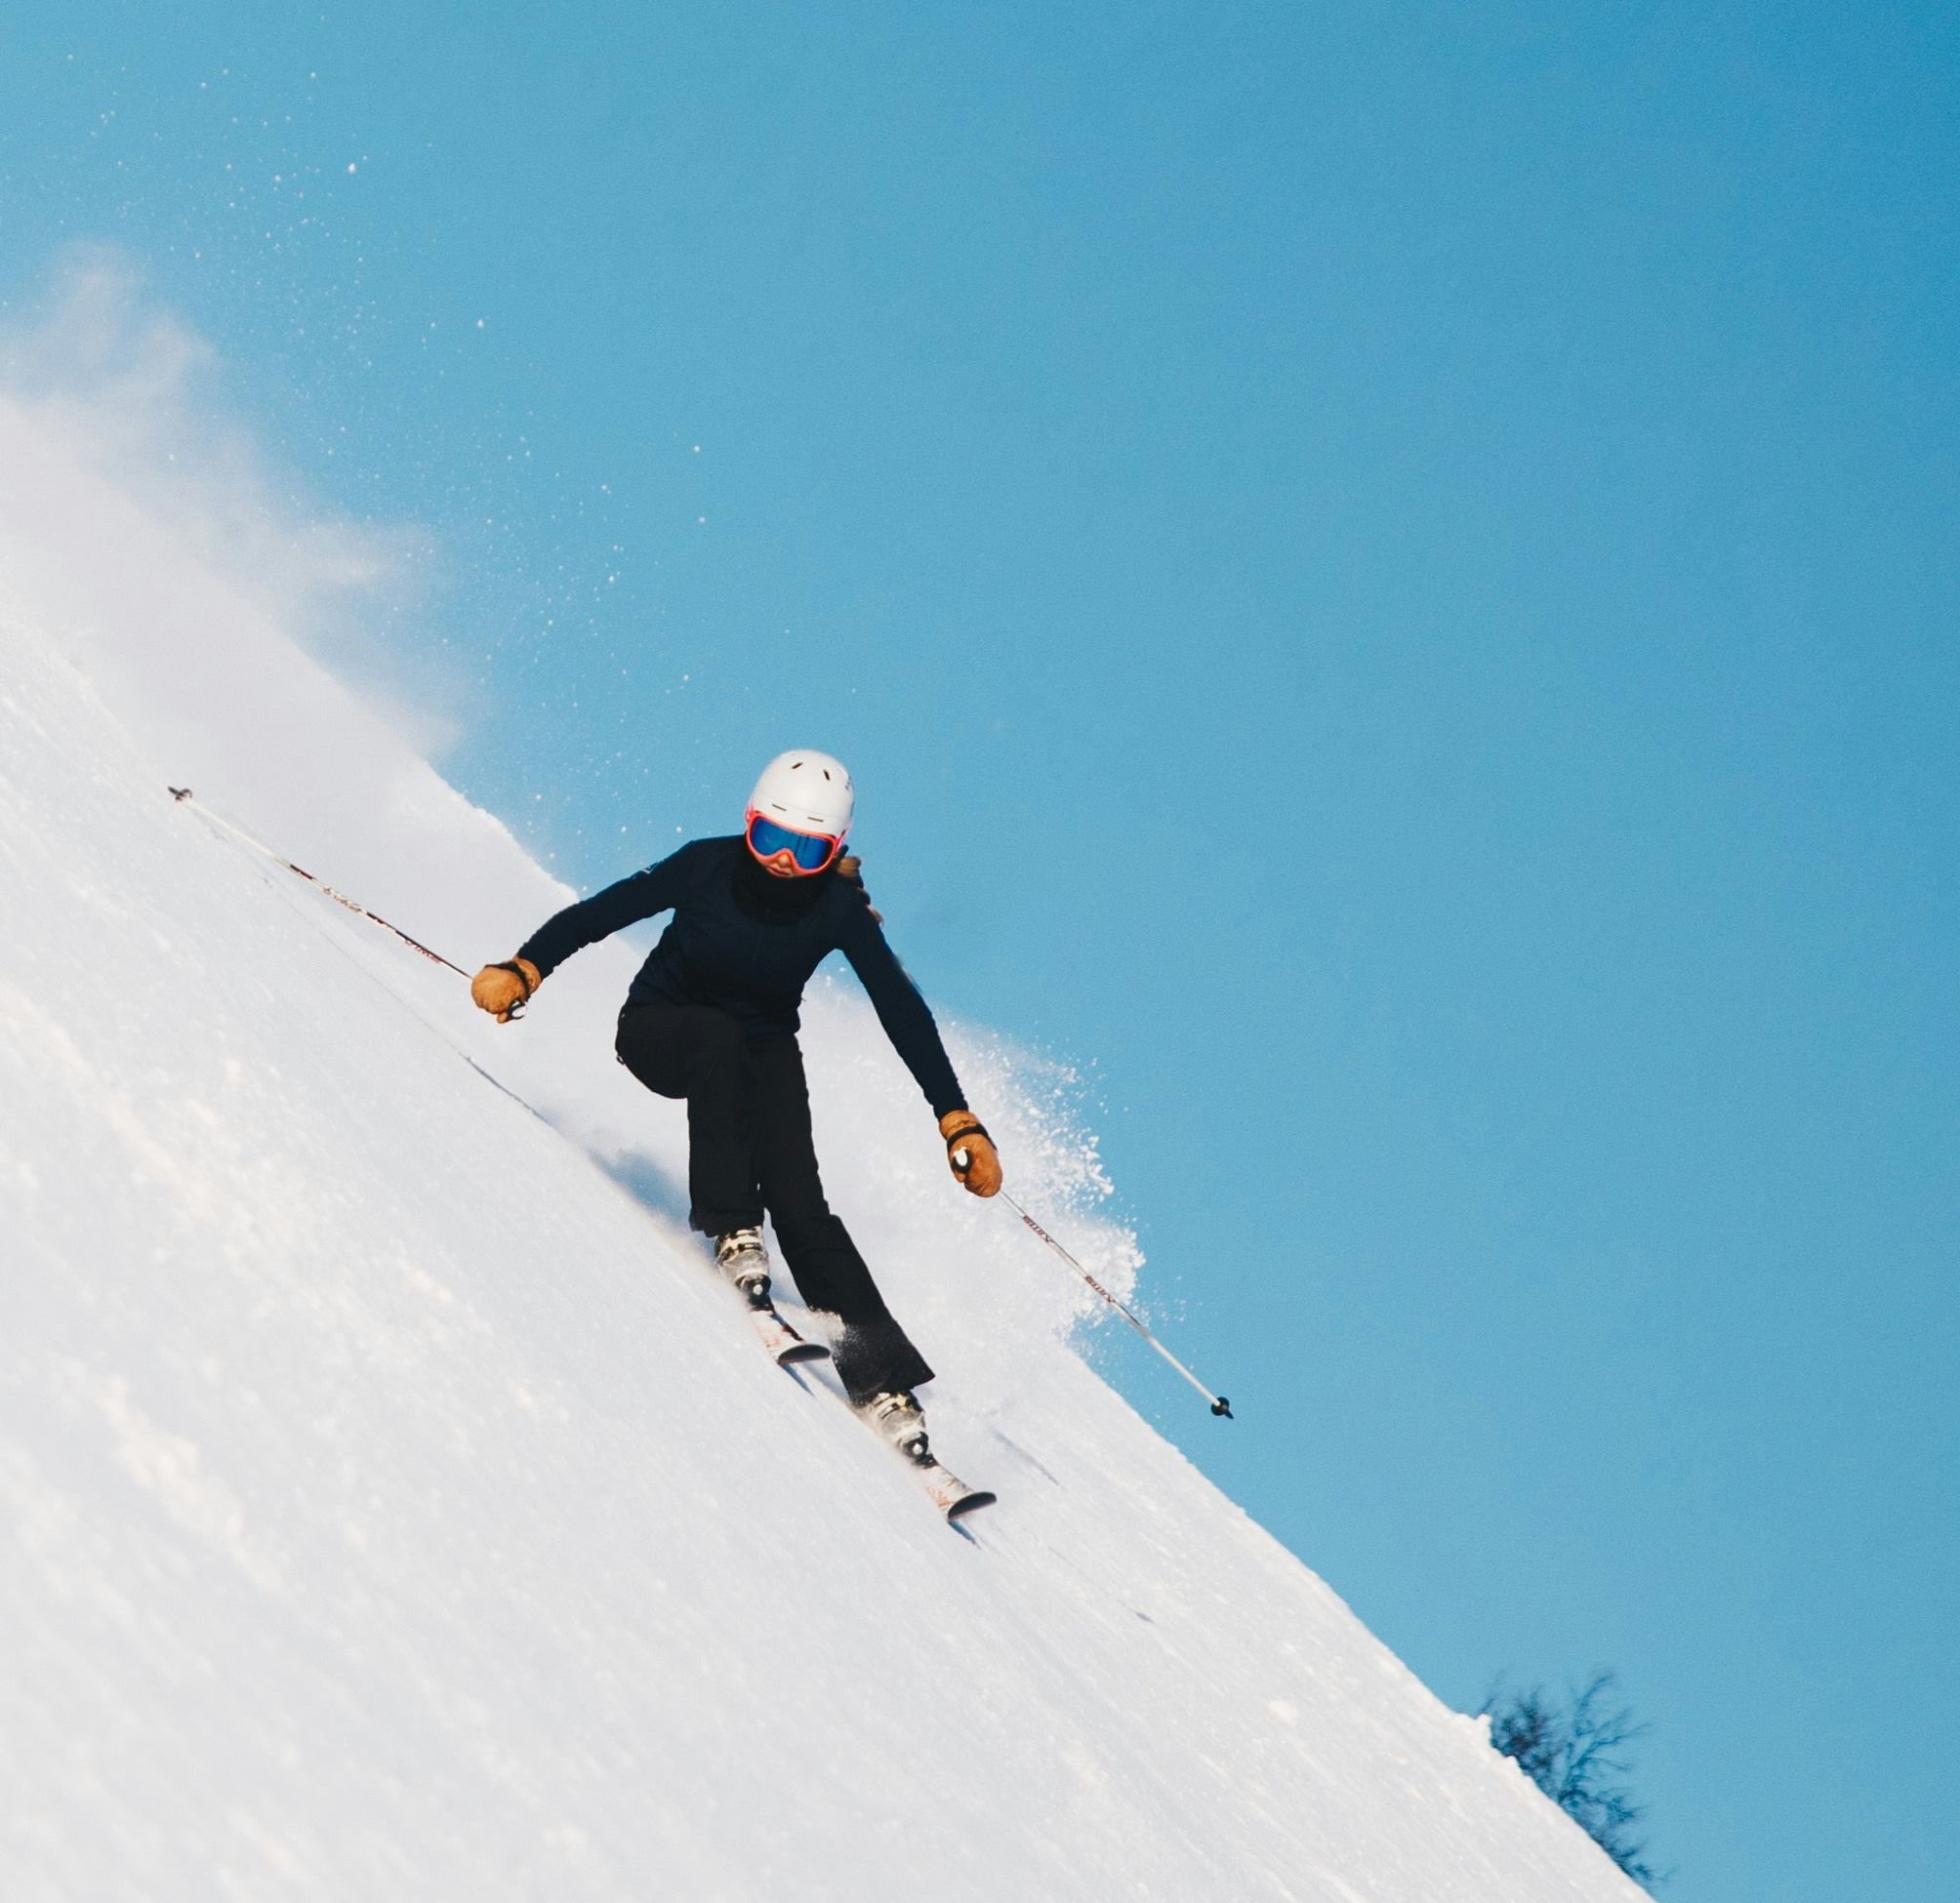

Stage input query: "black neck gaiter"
[{"left": 731, "top": 842, "right": 831, "bottom": 922}]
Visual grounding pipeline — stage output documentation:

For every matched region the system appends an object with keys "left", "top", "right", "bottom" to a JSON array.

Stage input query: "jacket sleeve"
[
  {"left": 517, "top": 843, "right": 698, "bottom": 979},
  {"left": 837, "top": 892, "right": 966, "bottom": 1119}
]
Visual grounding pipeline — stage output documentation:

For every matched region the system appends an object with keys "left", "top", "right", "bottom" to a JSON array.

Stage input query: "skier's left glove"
[{"left": 939, "top": 1111, "right": 1002, "bottom": 1197}]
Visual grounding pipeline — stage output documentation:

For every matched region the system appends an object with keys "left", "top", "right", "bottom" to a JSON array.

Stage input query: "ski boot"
[
  {"left": 859, "top": 1389, "right": 929, "bottom": 1461},
  {"left": 714, "top": 1227, "right": 773, "bottom": 1309}
]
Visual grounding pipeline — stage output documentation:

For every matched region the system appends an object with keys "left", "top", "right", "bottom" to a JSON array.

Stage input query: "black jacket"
[{"left": 518, "top": 836, "right": 966, "bottom": 1117}]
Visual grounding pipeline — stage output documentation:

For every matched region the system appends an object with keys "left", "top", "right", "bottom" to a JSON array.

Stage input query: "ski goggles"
[{"left": 746, "top": 810, "right": 844, "bottom": 874}]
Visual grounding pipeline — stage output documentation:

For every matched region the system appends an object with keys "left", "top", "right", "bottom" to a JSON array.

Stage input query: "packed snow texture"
[{"left": 0, "top": 310, "right": 1645, "bottom": 1899}]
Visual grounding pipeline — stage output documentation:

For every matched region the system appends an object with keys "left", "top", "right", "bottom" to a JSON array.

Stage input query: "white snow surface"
[{"left": 0, "top": 369, "right": 1644, "bottom": 1899}]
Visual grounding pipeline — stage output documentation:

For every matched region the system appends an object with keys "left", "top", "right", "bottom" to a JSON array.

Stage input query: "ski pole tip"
[
  {"left": 1211, "top": 1397, "right": 1233, "bottom": 1419},
  {"left": 169, "top": 786, "right": 192, "bottom": 801}
]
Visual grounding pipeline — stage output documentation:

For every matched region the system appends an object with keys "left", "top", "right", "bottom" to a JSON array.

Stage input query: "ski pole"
[
  {"left": 167, "top": 787, "right": 471, "bottom": 981},
  {"left": 990, "top": 1185, "right": 1233, "bottom": 1419}
]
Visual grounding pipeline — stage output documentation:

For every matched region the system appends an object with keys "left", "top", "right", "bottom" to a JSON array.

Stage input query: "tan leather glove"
[
  {"left": 939, "top": 1111, "right": 1002, "bottom": 1197},
  {"left": 470, "top": 956, "right": 541, "bottom": 1023}
]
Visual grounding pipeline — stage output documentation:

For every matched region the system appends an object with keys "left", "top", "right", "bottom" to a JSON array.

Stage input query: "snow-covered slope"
[{"left": 0, "top": 375, "right": 1643, "bottom": 1899}]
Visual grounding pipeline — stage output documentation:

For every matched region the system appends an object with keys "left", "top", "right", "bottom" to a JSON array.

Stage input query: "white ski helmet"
[{"left": 746, "top": 748, "right": 855, "bottom": 841}]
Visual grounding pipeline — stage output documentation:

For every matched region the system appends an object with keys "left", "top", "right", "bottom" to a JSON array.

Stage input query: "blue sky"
[{"left": 4, "top": 5, "right": 1955, "bottom": 1895}]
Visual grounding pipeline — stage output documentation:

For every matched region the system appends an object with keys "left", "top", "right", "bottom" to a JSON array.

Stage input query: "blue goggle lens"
[{"left": 748, "top": 814, "right": 837, "bottom": 871}]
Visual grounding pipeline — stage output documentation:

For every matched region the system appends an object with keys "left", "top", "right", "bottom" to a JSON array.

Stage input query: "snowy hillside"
[{"left": 0, "top": 374, "right": 1645, "bottom": 1899}]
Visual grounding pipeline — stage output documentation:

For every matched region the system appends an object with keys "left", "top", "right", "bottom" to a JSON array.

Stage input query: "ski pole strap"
[
  {"left": 490, "top": 959, "right": 536, "bottom": 1000},
  {"left": 942, "top": 1117, "right": 990, "bottom": 1156}
]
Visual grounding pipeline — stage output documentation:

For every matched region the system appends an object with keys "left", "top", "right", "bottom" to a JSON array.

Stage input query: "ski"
[
  {"left": 739, "top": 1290, "right": 831, "bottom": 1367},
  {"left": 903, "top": 1447, "right": 997, "bottom": 1520}
]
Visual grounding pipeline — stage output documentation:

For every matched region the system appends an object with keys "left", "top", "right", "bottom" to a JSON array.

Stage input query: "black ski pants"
[{"left": 615, "top": 1001, "right": 933, "bottom": 1403}]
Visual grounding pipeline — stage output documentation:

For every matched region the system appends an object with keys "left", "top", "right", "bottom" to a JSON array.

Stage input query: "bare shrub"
[{"left": 1480, "top": 1670, "right": 1660, "bottom": 1886}]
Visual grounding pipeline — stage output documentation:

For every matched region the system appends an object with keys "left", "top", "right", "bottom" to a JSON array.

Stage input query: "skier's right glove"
[
  {"left": 939, "top": 1112, "right": 1002, "bottom": 1198},
  {"left": 470, "top": 956, "right": 541, "bottom": 1023}
]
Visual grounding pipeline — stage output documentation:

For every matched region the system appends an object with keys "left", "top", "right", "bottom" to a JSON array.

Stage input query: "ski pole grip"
[{"left": 940, "top": 1116, "right": 989, "bottom": 1180}]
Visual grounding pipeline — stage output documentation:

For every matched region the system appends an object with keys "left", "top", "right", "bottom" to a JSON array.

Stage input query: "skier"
[{"left": 469, "top": 749, "right": 1002, "bottom": 1459}]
